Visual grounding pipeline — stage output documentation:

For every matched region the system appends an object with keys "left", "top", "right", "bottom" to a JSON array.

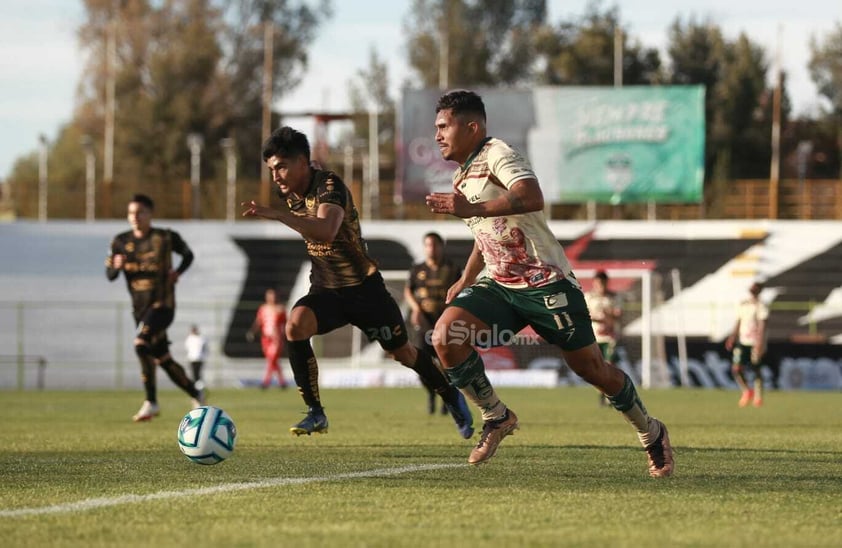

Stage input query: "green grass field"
[{"left": 3, "top": 387, "right": 841, "bottom": 547}]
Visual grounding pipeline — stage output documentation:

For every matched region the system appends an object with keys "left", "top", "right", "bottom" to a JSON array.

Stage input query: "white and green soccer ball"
[{"left": 177, "top": 406, "right": 237, "bottom": 465}]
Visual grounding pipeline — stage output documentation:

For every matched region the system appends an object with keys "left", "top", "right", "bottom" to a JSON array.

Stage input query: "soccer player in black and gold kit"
[
  {"left": 404, "top": 232, "right": 462, "bottom": 415},
  {"left": 106, "top": 194, "right": 204, "bottom": 422},
  {"left": 242, "top": 126, "right": 473, "bottom": 438}
]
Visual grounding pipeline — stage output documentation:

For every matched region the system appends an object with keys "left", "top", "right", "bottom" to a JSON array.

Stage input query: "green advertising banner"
[{"left": 528, "top": 86, "right": 705, "bottom": 203}]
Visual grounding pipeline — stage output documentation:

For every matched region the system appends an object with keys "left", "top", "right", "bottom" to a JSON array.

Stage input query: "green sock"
[
  {"left": 607, "top": 372, "right": 659, "bottom": 446},
  {"left": 444, "top": 350, "right": 505, "bottom": 421}
]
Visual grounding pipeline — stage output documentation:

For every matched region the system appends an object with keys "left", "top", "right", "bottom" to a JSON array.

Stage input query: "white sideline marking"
[{"left": 0, "top": 463, "right": 463, "bottom": 518}]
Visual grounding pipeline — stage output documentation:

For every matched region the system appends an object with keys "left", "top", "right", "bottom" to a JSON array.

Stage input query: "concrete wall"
[{"left": 2, "top": 218, "right": 842, "bottom": 389}]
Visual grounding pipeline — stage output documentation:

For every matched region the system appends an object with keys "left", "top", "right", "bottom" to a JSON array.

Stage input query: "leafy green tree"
[
  {"left": 404, "top": 0, "right": 548, "bottom": 87},
  {"left": 667, "top": 18, "right": 782, "bottom": 185},
  {"left": 5, "top": 154, "right": 39, "bottom": 218},
  {"left": 534, "top": 1, "right": 662, "bottom": 85},
  {"left": 809, "top": 22, "right": 842, "bottom": 113},
  {"left": 217, "top": 0, "right": 332, "bottom": 178},
  {"left": 808, "top": 22, "right": 842, "bottom": 178},
  {"left": 347, "top": 47, "right": 396, "bottom": 157},
  {"left": 6, "top": 0, "right": 332, "bottom": 219},
  {"left": 718, "top": 33, "right": 775, "bottom": 178}
]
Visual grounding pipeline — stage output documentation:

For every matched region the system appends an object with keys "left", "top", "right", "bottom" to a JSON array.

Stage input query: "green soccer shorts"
[{"left": 447, "top": 276, "right": 596, "bottom": 351}]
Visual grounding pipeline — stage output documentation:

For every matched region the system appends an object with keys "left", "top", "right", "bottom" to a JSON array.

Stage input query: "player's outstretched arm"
[
  {"left": 241, "top": 200, "right": 344, "bottom": 243},
  {"left": 426, "top": 178, "right": 543, "bottom": 219},
  {"left": 173, "top": 232, "right": 194, "bottom": 277},
  {"left": 105, "top": 242, "right": 123, "bottom": 281}
]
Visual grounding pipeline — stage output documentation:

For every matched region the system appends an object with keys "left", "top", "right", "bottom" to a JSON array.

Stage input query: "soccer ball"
[{"left": 177, "top": 406, "right": 237, "bottom": 465}]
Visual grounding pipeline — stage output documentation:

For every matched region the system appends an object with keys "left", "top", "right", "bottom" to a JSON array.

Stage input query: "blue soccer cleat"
[
  {"left": 444, "top": 390, "right": 475, "bottom": 439},
  {"left": 290, "top": 408, "right": 329, "bottom": 436}
]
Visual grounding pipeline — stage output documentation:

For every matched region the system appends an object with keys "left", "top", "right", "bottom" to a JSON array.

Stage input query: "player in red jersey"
[{"left": 250, "top": 288, "right": 288, "bottom": 389}]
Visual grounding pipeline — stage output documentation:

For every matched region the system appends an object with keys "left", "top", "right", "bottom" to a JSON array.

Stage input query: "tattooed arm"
[{"left": 426, "top": 178, "right": 543, "bottom": 218}]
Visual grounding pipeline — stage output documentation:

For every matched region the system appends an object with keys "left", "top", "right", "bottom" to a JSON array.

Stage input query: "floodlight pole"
[
  {"left": 367, "top": 109, "right": 379, "bottom": 220},
  {"left": 221, "top": 138, "right": 237, "bottom": 222},
  {"left": 82, "top": 135, "right": 96, "bottom": 222},
  {"left": 38, "top": 134, "right": 48, "bottom": 222},
  {"left": 769, "top": 24, "right": 783, "bottom": 220},
  {"left": 187, "top": 133, "right": 204, "bottom": 219}
]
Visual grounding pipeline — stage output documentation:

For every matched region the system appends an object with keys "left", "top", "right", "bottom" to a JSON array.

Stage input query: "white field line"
[{"left": 0, "top": 463, "right": 463, "bottom": 518}]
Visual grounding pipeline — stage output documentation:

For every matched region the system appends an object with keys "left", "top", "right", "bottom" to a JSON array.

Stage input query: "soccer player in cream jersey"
[
  {"left": 426, "top": 90, "right": 674, "bottom": 477},
  {"left": 725, "top": 281, "right": 768, "bottom": 407}
]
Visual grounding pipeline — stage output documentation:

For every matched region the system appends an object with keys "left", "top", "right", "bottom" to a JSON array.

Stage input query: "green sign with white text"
[{"left": 527, "top": 86, "right": 705, "bottom": 203}]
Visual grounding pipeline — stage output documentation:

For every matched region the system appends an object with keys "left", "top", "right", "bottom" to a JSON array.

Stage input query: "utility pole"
[
  {"left": 37, "top": 134, "right": 48, "bottom": 222},
  {"left": 187, "top": 133, "right": 204, "bottom": 219},
  {"left": 82, "top": 135, "right": 96, "bottom": 222},
  {"left": 769, "top": 25, "right": 783, "bottom": 220},
  {"left": 103, "top": 0, "right": 118, "bottom": 218},
  {"left": 366, "top": 110, "right": 379, "bottom": 220},
  {"left": 438, "top": 4, "right": 449, "bottom": 89},
  {"left": 260, "top": 21, "right": 274, "bottom": 206},
  {"left": 613, "top": 25, "right": 623, "bottom": 87},
  {"left": 221, "top": 138, "right": 237, "bottom": 222}
]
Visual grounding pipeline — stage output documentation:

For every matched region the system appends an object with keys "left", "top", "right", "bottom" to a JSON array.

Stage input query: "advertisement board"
[{"left": 397, "top": 86, "right": 705, "bottom": 204}]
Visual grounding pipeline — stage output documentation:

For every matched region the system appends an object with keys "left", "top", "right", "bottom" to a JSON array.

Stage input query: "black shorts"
[
  {"left": 294, "top": 272, "right": 409, "bottom": 352},
  {"left": 135, "top": 306, "right": 174, "bottom": 354}
]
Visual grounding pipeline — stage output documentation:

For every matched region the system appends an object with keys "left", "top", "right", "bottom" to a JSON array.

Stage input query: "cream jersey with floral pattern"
[
  {"left": 452, "top": 137, "right": 574, "bottom": 289},
  {"left": 737, "top": 298, "right": 769, "bottom": 346},
  {"left": 585, "top": 290, "right": 622, "bottom": 343}
]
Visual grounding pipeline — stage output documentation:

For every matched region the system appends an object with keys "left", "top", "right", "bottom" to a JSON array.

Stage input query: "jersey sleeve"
[
  {"left": 315, "top": 173, "right": 347, "bottom": 209},
  {"left": 105, "top": 237, "right": 121, "bottom": 280},
  {"left": 170, "top": 230, "right": 194, "bottom": 275},
  {"left": 407, "top": 264, "right": 420, "bottom": 292},
  {"left": 487, "top": 141, "right": 535, "bottom": 189}
]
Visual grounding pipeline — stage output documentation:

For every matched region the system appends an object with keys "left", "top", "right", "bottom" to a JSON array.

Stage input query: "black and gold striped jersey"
[
  {"left": 105, "top": 228, "right": 193, "bottom": 319},
  {"left": 287, "top": 170, "right": 377, "bottom": 288},
  {"left": 407, "top": 258, "right": 461, "bottom": 320}
]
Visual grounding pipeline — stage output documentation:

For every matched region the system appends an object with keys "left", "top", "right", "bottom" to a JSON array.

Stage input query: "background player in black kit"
[
  {"left": 241, "top": 126, "right": 474, "bottom": 439},
  {"left": 404, "top": 232, "right": 462, "bottom": 415},
  {"left": 106, "top": 194, "right": 205, "bottom": 422}
]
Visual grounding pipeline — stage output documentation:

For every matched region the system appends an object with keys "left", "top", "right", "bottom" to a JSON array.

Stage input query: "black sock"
[
  {"left": 159, "top": 357, "right": 199, "bottom": 398},
  {"left": 287, "top": 339, "right": 322, "bottom": 411},
  {"left": 191, "top": 362, "right": 202, "bottom": 382},
  {"left": 409, "top": 347, "right": 461, "bottom": 406},
  {"left": 138, "top": 354, "right": 157, "bottom": 402}
]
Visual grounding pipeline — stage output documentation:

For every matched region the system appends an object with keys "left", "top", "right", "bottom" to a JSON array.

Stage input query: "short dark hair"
[
  {"left": 594, "top": 270, "right": 609, "bottom": 283},
  {"left": 435, "top": 90, "right": 486, "bottom": 121},
  {"left": 131, "top": 193, "right": 154, "bottom": 210},
  {"left": 423, "top": 232, "right": 444, "bottom": 245},
  {"left": 262, "top": 126, "right": 310, "bottom": 162}
]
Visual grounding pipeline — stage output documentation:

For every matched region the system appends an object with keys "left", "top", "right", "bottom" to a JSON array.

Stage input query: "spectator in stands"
[
  {"left": 584, "top": 270, "right": 623, "bottom": 406},
  {"left": 404, "top": 232, "right": 462, "bottom": 415},
  {"left": 248, "top": 288, "right": 288, "bottom": 389},
  {"left": 241, "top": 126, "right": 473, "bottom": 439},
  {"left": 425, "top": 89, "right": 673, "bottom": 477},
  {"left": 725, "top": 281, "right": 768, "bottom": 407},
  {"left": 105, "top": 193, "right": 205, "bottom": 422},
  {"left": 184, "top": 324, "right": 209, "bottom": 390}
]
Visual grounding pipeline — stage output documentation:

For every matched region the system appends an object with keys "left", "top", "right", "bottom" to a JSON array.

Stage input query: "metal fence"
[{"left": 2, "top": 296, "right": 833, "bottom": 391}]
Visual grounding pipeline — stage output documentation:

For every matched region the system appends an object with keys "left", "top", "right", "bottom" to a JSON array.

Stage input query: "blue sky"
[{"left": 0, "top": 0, "right": 839, "bottom": 179}]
